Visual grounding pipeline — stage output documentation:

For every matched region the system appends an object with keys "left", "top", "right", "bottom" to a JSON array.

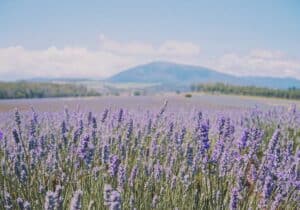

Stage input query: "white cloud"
[
  {"left": 0, "top": 35, "right": 202, "bottom": 80},
  {"left": 0, "top": 36, "right": 300, "bottom": 80},
  {"left": 208, "top": 49, "right": 300, "bottom": 78},
  {"left": 0, "top": 45, "right": 135, "bottom": 79},
  {"left": 249, "top": 49, "right": 285, "bottom": 59}
]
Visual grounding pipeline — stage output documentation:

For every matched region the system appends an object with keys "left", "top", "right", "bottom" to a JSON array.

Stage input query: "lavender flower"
[
  {"left": 0, "top": 103, "right": 299, "bottom": 209},
  {"left": 150, "top": 135, "right": 158, "bottom": 157},
  {"left": 102, "top": 144, "right": 110, "bottom": 164},
  {"left": 129, "top": 194, "right": 135, "bottom": 210},
  {"left": 247, "top": 164, "right": 257, "bottom": 183},
  {"left": 171, "top": 175, "right": 177, "bottom": 190},
  {"left": 259, "top": 175, "right": 274, "bottom": 208},
  {"left": 3, "top": 191, "right": 13, "bottom": 210},
  {"left": 110, "top": 191, "right": 121, "bottom": 210},
  {"left": 177, "top": 127, "right": 186, "bottom": 145},
  {"left": 15, "top": 109, "right": 21, "bottom": 126},
  {"left": 151, "top": 195, "right": 159, "bottom": 208},
  {"left": 44, "top": 191, "right": 57, "bottom": 210},
  {"left": 70, "top": 190, "right": 83, "bottom": 210},
  {"left": 229, "top": 187, "right": 239, "bottom": 210},
  {"left": 157, "top": 100, "right": 168, "bottom": 118},
  {"left": 104, "top": 185, "right": 121, "bottom": 210},
  {"left": 167, "top": 122, "right": 174, "bottom": 141},
  {"left": 109, "top": 155, "right": 121, "bottom": 177},
  {"left": 153, "top": 162, "right": 163, "bottom": 181},
  {"left": 147, "top": 118, "right": 152, "bottom": 135},
  {"left": 17, "top": 198, "right": 31, "bottom": 210},
  {"left": 55, "top": 185, "right": 63, "bottom": 210},
  {"left": 186, "top": 144, "right": 193, "bottom": 166},
  {"left": 20, "top": 162, "right": 28, "bottom": 184},
  {"left": 29, "top": 119, "right": 36, "bottom": 137},
  {"left": 238, "top": 129, "right": 249, "bottom": 150},
  {"left": 101, "top": 108, "right": 109, "bottom": 123},
  {"left": 118, "top": 109, "right": 124, "bottom": 123},
  {"left": 118, "top": 165, "right": 127, "bottom": 188},
  {"left": 88, "top": 111, "right": 93, "bottom": 126},
  {"left": 129, "top": 165, "right": 138, "bottom": 187},
  {"left": 77, "top": 135, "right": 95, "bottom": 166},
  {"left": 126, "top": 119, "right": 133, "bottom": 139},
  {"left": 211, "top": 118, "right": 227, "bottom": 162},
  {"left": 92, "top": 116, "right": 97, "bottom": 129},
  {"left": 104, "top": 184, "right": 113, "bottom": 203},
  {"left": 196, "top": 120, "right": 210, "bottom": 155},
  {"left": 12, "top": 128, "right": 20, "bottom": 144},
  {"left": 267, "top": 129, "right": 280, "bottom": 154},
  {"left": 61, "top": 120, "right": 68, "bottom": 134}
]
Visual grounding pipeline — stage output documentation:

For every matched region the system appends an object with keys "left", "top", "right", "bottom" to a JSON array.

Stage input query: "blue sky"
[{"left": 0, "top": 0, "right": 300, "bottom": 79}]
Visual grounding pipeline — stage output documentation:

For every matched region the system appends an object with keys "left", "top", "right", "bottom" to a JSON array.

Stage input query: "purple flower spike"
[
  {"left": 109, "top": 155, "right": 121, "bottom": 177},
  {"left": 229, "top": 187, "right": 239, "bottom": 210},
  {"left": 70, "top": 190, "right": 83, "bottom": 210}
]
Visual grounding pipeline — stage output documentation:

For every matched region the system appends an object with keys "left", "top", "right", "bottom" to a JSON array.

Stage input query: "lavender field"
[{"left": 0, "top": 96, "right": 299, "bottom": 210}]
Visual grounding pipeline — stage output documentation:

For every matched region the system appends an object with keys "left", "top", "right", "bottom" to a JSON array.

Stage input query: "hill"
[{"left": 108, "top": 61, "right": 300, "bottom": 89}]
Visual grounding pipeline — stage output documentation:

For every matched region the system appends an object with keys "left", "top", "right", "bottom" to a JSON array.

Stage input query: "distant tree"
[
  {"left": 185, "top": 93, "right": 192, "bottom": 98},
  {"left": 0, "top": 82, "right": 101, "bottom": 99},
  {"left": 133, "top": 91, "right": 141, "bottom": 96},
  {"left": 194, "top": 83, "right": 300, "bottom": 100}
]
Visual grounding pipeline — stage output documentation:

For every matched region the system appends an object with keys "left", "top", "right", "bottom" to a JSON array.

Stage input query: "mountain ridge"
[{"left": 107, "top": 61, "right": 300, "bottom": 89}]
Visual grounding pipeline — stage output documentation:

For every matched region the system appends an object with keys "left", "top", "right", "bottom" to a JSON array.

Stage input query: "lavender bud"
[
  {"left": 151, "top": 195, "right": 159, "bottom": 208},
  {"left": 70, "top": 190, "right": 83, "bottom": 210},
  {"left": 109, "top": 155, "right": 121, "bottom": 177},
  {"left": 118, "top": 165, "right": 127, "bottom": 188},
  {"left": 44, "top": 191, "right": 57, "bottom": 210},
  {"left": 129, "top": 165, "right": 138, "bottom": 187},
  {"left": 3, "top": 191, "right": 13, "bottom": 210},
  {"left": 102, "top": 144, "right": 110, "bottom": 164},
  {"left": 229, "top": 187, "right": 239, "bottom": 210},
  {"left": 238, "top": 129, "right": 249, "bottom": 150},
  {"left": 101, "top": 108, "right": 109, "bottom": 123}
]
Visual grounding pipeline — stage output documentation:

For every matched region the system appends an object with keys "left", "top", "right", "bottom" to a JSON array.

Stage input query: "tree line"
[
  {"left": 0, "top": 81, "right": 101, "bottom": 99},
  {"left": 191, "top": 83, "right": 300, "bottom": 100}
]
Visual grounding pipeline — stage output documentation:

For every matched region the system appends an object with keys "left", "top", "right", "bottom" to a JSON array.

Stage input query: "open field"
[
  {"left": 1, "top": 93, "right": 299, "bottom": 114},
  {"left": 0, "top": 94, "right": 299, "bottom": 209}
]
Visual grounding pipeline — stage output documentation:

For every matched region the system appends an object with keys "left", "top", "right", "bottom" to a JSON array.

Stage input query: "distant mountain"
[
  {"left": 108, "top": 61, "right": 300, "bottom": 89},
  {"left": 108, "top": 61, "right": 238, "bottom": 85}
]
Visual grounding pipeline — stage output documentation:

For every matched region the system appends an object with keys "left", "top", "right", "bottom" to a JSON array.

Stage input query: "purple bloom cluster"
[
  {"left": 0, "top": 130, "right": 3, "bottom": 141},
  {"left": 77, "top": 135, "right": 95, "bottom": 166},
  {"left": 0, "top": 105, "right": 299, "bottom": 209},
  {"left": 109, "top": 155, "right": 121, "bottom": 177},
  {"left": 104, "top": 184, "right": 121, "bottom": 210},
  {"left": 70, "top": 190, "right": 83, "bottom": 210}
]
